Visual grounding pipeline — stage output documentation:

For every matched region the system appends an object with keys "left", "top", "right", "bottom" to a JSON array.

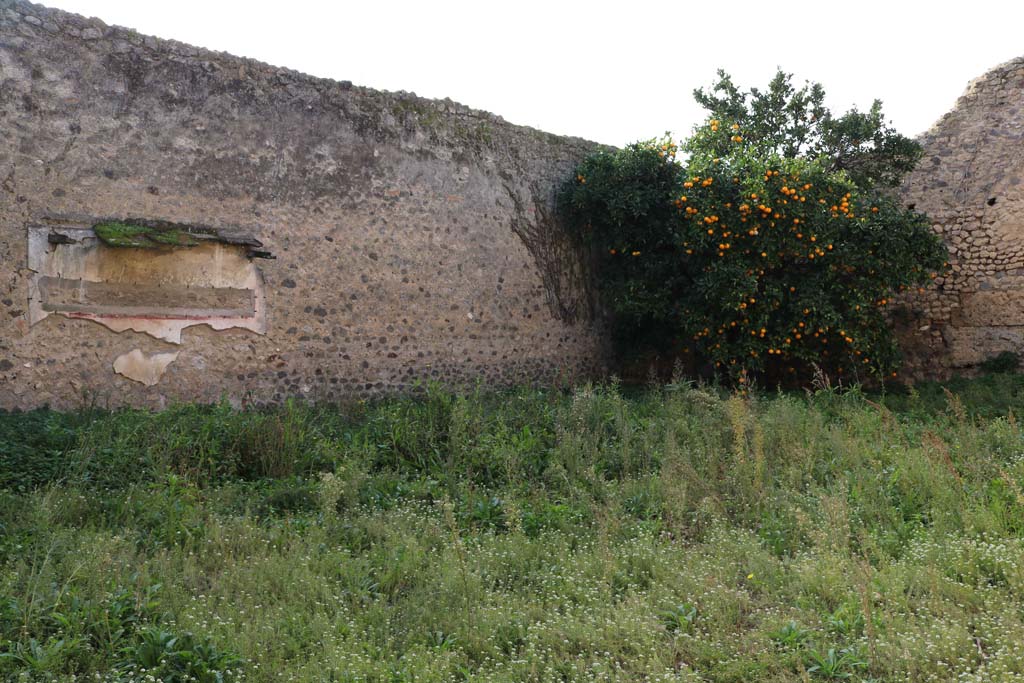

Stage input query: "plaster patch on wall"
[
  {"left": 113, "top": 348, "right": 180, "bottom": 385},
  {"left": 958, "top": 285, "right": 1024, "bottom": 326},
  {"left": 27, "top": 224, "right": 266, "bottom": 343}
]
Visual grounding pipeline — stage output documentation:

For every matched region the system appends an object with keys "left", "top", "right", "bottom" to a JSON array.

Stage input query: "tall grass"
[{"left": 2, "top": 376, "right": 1024, "bottom": 681}]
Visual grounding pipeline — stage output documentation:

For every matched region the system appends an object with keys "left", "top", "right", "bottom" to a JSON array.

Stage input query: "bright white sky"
[{"left": 45, "top": 0, "right": 1024, "bottom": 147}]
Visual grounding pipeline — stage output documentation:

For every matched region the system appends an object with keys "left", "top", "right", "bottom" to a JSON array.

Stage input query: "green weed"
[{"left": 2, "top": 377, "right": 1024, "bottom": 681}]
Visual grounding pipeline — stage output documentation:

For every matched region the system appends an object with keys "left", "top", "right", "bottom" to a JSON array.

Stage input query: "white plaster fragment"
[{"left": 113, "top": 349, "right": 180, "bottom": 386}]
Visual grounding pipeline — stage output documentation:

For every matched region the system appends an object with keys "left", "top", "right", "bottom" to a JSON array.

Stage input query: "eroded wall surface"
[
  {"left": 899, "top": 57, "right": 1024, "bottom": 377},
  {"left": 0, "top": 0, "right": 606, "bottom": 409}
]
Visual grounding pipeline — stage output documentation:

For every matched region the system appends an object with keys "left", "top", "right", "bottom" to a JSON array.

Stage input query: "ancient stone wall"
[
  {"left": 0, "top": 0, "right": 607, "bottom": 410},
  {"left": 899, "top": 57, "right": 1024, "bottom": 377},
  {"left": 6, "top": 1, "right": 1023, "bottom": 404}
]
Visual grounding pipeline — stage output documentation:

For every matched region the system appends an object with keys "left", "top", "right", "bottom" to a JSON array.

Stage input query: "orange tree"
[{"left": 559, "top": 70, "right": 948, "bottom": 384}]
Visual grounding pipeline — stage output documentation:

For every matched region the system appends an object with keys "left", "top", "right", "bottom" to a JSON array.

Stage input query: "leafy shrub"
[
  {"left": 123, "top": 628, "right": 244, "bottom": 683},
  {"left": 622, "top": 478, "right": 663, "bottom": 520},
  {"left": 1, "top": 401, "right": 339, "bottom": 491},
  {"left": 659, "top": 603, "right": 697, "bottom": 633},
  {"left": 980, "top": 350, "right": 1020, "bottom": 374},
  {"left": 768, "top": 620, "right": 812, "bottom": 649},
  {"left": 258, "top": 479, "right": 319, "bottom": 516},
  {"left": 805, "top": 646, "right": 868, "bottom": 679},
  {"left": 0, "top": 580, "right": 168, "bottom": 677},
  {"left": 0, "top": 409, "right": 78, "bottom": 491},
  {"left": 519, "top": 500, "right": 588, "bottom": 537},
  {"left": 560, "top": 69, "right": 949, "bottom": 384},
  {"left": 465, "top": 495, "right": 507, "bottom": 531}
]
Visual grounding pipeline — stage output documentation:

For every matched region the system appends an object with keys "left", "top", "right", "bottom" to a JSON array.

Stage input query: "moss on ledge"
[
  {"left": 90, "top": 218, "right": 273, "bottom": 258},
  {"left": 93, "top": 222, "right": 199, "bottom": 248}
]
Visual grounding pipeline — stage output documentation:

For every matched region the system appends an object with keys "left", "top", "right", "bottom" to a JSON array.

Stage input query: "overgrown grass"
[{"left": 4, "top": 376, "right": 1024, "bottom": 681}]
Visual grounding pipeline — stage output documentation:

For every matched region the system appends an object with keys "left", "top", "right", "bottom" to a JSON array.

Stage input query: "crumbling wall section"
[
  {"left": 0, "top": 0, "right": 607, "bottom": 409},
  {"left": 899, "top": 57, "right": 1024, "bottom": 377}
]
